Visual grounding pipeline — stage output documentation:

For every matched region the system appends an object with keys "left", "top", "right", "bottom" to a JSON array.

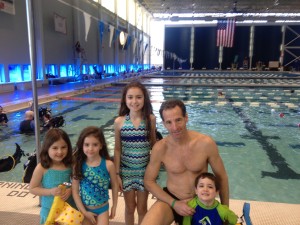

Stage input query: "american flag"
[{"left": 216, "top": 18, "right": 236, "bottom": 48}]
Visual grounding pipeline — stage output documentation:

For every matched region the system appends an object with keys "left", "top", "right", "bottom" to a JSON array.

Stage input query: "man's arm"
[
  {"left": 144, "top": 141, "right": 174, "bottom": 207},
  {"left": 206, "top": 137, "right": 229, "bottom": 206}
]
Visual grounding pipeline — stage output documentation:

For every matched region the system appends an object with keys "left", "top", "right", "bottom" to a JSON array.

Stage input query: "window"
[
  {"left": 23, "top": 65, "right": 31, "bottom": 81},
  {"left": 102, "top": 0, "right": 115, "bottom": 13},
  {"left": 8, "top": 64, "right": 22, "bottom": 82}
]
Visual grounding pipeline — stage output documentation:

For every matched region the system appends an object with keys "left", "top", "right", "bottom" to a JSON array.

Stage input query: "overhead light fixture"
[
  {"left": 153, "top": 12, "right": 300, "bottom": 20},
  {"left": 119, "top": 32, "right": 125, "bottom": 45}
]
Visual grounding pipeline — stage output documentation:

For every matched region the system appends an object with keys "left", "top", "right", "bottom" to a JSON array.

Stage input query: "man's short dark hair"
[{"left": 159, "top": 99, "right": 186, "bottom": 121}]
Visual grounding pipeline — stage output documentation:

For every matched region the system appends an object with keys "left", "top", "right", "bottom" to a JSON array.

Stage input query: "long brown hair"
[
  {"left": 73, "top": 126, "right": 110, "bottom": 180},
  {"left": 118, "top": 81, "right": 153, "bottom": 142},
  {"left": 40, "top": 128, "right": 73, "bottom": 169}
]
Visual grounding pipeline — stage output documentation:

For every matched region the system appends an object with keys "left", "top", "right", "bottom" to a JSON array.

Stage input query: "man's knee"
[{"left": 141, "top": 201, "right": 173, "bottom": 225}]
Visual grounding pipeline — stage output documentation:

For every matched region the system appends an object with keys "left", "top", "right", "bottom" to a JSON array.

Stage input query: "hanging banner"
[
  {"left": 140, "top": 42, "right": 143, "bottom": 59},
  {"left": 114, "top": 29, "right": 121, "bottom": 44},
  {"left": 122, "top": 32, "right": 128, "bottom": 50},
  {"left": 0, "top": 0, "right": 15, "bottom": 15},
  {"left": 144, "top": 43, "right": 148, "bottom": 52},
  {"left": 132, "top": 38, "right": 137, "bottom": 54},
  {"left": 83, "top": 12, "right": 91, "bottom": 41},
  {"left": 98, "top": 21, "right": 105, "bottom": 46},
  {"left": 124, "top": 35, "right": 132, "bottom": 50},
  {"left": 109, "top": 24, "right": 114, "bottom": 47}
]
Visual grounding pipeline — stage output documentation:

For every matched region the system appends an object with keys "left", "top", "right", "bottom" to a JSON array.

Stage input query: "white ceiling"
[
  {"left": 137, "top": 0, "right": 300, "bottom": 14},
  {"left": 137, "top": 0, "right": 300, "bottom": 21}
]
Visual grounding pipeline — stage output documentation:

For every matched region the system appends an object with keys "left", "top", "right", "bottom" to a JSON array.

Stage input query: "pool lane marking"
[
  {"left": 60, "top": 96, "right": 120, "bottom": 102},
  {"left": 226, "top": 96, "right": 300, "bottom": 180}
]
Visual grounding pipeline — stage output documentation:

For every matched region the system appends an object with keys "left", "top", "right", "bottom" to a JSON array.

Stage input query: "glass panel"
[
  {"left": 136, "top": 7, "right": 142, "bottom": 30},
  {"left": 128, "top": 0, "right": 136, "bottom": 26},
  {"left": 60, "top": 65, "right": 67, "bottom": 77},
  {"left": 46, "top": 64, "right": 57, "bottom": 76},
  {"left": 82, "top": 65, "right": 88, "bottom": 74},
  {"left": 8, "top": 64, "right": 22, "bottom": 82},
  {"left": 67, "top": 64, "right": 75, "bottom": 77},
  {"left": 102, "top": 0, "right": 115, "bottom": 13},
  {"left": 117, "top": 0, "right": 126, "bottom": 20},
  {"left": 143, "top": 13, "right": 148, "bottom": 33},
  {"left": 23, "top": 64, "right": 31, "bottom": 81},
  {"left": 0, "top": 64, "right": 4, "bottom": 83}
]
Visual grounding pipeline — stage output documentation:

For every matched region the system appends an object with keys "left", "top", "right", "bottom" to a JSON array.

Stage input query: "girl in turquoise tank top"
[
  {"left": 114, "top": 81, "right": 157, "bottom": 225},
  {"left": 72, "top": 126, "right": 119, "bottom": 225},
  {"left": 29, "top": 128, "right": 74, "bottom": 224}
]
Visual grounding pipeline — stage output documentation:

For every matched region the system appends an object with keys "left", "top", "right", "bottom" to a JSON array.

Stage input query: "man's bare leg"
[{"left": 141, "top": 200, "right": 174, "bottom": 225}]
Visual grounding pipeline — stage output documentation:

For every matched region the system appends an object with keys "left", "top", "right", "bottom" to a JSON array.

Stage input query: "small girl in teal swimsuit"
[
  {"left": 114, "top": 81, "right": 156, "bottom": 225},
  {"left": 29, "top": 128, "right": 74, "bottom": 224},
  {"left": 72, "top": 126, "right": 118, "bottom": 225}
]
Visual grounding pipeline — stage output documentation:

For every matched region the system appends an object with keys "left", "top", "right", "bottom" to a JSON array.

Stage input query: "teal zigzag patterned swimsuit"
[{"left": 120, "top": 114, "right": 151, "bottom": 192}]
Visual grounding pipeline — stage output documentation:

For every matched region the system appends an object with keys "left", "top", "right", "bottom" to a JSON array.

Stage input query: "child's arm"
[
  {"left": 29, "top": 163, "right": 62, "bottom": 197},
  {"left": 150, "top": 114, "right": 157, "bottom": 147},
  {"left": 113, "top": 117, "right": 123, "bottom": 192},
  {"left": 107, "top": 160, "right": 118, "bottom": 219},
  {"left": 72, "top": 178, "right": 97, "bottom": 224},
  {"left": 217, "top": 204, "right": 238, "bottom": 225}
]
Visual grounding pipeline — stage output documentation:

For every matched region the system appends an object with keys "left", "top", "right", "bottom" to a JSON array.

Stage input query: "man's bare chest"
[{"left": 163, "top": 151, "right": 207, "bottom": 174}]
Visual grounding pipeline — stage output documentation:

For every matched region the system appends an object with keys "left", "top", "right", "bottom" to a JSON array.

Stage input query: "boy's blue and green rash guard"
[{"left": 183, "top": 197, "right": 238, "bottom": 225}]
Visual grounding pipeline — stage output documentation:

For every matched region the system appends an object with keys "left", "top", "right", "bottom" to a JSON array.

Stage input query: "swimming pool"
[
  {"left": 144, "top": 70, "right": 300, "bottom": 87},
  {"left": 0, "top": 83, "right": 299, "bottom": 204}
]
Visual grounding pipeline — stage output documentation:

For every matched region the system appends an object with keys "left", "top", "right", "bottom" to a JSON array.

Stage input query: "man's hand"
[{"left": 173, "top": 200, "right": 195, "bottom": 217}]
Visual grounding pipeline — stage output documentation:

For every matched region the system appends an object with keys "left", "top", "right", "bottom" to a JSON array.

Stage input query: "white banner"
[
  {"left": 109, "top": 25, "right": 114, "bottom": 47},
  {"left": 132, "top": 38, "right": 137, "bottom": 54},
  {"left": 122, "top": 32, "right": 128, "bottom": 49},
  {"left": 83, "top": 12, "right": 91, "bottom": 41}
]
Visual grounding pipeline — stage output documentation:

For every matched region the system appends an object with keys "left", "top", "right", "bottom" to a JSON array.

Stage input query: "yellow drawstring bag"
[
  {"left": 45, "top": 184, "right": 83, "bottom": 225},
  {"left": 54, "top": 202, "right": 83, "bottom": 225}
]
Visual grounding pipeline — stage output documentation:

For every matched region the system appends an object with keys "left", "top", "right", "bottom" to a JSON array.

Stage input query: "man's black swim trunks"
[{"left": 163, "top": 187, "right": 183, "bottom": 225}]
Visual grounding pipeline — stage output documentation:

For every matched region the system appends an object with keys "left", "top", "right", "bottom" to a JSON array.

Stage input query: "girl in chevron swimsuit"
[{"left": 114, "top": 81, "right": 156, "bottom": 225}]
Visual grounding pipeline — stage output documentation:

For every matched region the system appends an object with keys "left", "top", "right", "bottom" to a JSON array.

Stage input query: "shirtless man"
[{"left": 142, "top": 99, "right": 229, "bottom": 225}]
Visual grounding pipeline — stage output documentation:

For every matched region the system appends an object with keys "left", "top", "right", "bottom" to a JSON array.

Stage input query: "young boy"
[{"left": 183, "top": 172, "right": 238, "bottom": 225}]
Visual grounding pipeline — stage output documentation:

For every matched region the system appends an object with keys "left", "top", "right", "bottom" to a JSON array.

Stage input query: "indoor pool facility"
[{"left": 1, "top": 78, "right": 300, "bottom": 206}]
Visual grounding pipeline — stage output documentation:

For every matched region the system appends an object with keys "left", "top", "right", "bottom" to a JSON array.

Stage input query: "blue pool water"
[{"left": 0, "top": 84, "right": 300, "bottom": 204}]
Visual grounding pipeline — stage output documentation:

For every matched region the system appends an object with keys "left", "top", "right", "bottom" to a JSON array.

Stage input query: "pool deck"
[
  {"left": 1, "top": 74, "right": 300, "bottom": 224},
  {"left": 0, "top": 181, "right": 299, "bottom": 225},
  {"left": 1, "top": 76, "right": 122, "bottom": 113}
]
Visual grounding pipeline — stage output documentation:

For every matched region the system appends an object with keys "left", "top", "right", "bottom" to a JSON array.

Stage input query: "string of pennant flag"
[
  {"left": 99, "top": 19, "right": 236, "bottom": 64},
  {"left": 98, "top": 21, "right": 187, "bottom": 64},
  {"left": 52, "top": 2, "right": 187, "bottom": 66}
]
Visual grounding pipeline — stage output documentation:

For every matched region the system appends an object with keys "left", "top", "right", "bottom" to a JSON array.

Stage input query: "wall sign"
[{"left": 0, "top": 0, "right": 15, "bottom": 15}]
